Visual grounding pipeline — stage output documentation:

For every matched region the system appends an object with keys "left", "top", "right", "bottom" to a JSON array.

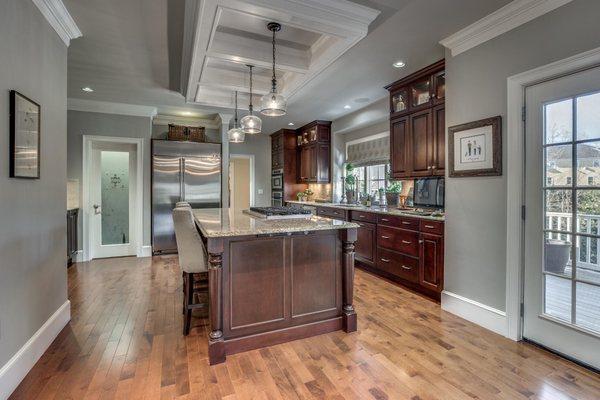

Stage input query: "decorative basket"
[{"left": 168, "top": 124, "right": 206, "bottom": 142}]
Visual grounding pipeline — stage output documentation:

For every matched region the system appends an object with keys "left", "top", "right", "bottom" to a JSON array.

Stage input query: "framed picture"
[
  {"left": 448, "top": 116, "right": 502, "bottom": 177},
  {"left": 10, "top": 90, "right": 40, "bottom": 179}
]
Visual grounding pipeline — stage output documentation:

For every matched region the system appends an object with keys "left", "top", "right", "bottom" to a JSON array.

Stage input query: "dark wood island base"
[{"left": 193, "top": 209, "right": 359, "bottom": 365}]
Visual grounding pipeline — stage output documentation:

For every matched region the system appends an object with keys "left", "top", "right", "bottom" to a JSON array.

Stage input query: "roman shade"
[{"left": 346, "top": 135, "right": 389, "bottom": 167}]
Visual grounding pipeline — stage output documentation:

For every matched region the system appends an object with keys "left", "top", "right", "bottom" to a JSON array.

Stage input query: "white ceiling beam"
[
  {"left": 32, "top": 0, "right": 82, "bottom": 46},
  {"left": 67, "top": 98, "right": 158, "bottom": 117}
]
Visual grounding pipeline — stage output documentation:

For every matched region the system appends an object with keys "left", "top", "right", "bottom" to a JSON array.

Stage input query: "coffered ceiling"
[{"left": 181, "top": 0, "right": 380, "bottom": 110}]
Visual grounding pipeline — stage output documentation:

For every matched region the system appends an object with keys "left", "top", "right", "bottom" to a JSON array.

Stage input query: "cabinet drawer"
[
  {"left": 376, "top": 247, "right": 419, "bottom": 283},
  {"left": 350, "top": 210, "right": 377, "bottom": 223},
  {"left": 420, "top": 220, "right": 444, "bottom": 235},
  {"left": 377, "top": 214, "right": 419, "bottom": 231},
  {"left": 377, "top": 226, "right": 419, "bottom": 257},
  {"left": 316, "top": 206, "right": 347, "bottom": 221}
]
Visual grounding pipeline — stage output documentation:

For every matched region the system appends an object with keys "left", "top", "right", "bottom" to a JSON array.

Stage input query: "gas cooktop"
[{"left": 249, "top": 206, "right": 311, "bottom": 216}]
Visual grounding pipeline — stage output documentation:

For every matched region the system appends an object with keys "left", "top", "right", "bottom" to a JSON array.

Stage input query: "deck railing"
[{"left": 546, "top": 212, "right": 600, "bottom": 272}]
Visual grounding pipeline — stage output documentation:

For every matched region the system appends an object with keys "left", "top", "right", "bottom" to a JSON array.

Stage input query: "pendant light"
[
  {"left": 240, "top": 65, "right": 262, "bottom": 134},
  {"left": 228, "top": 91, "right": 245, "bottom": 143},
  {"left": 260, "top": 22, "right": 287, "bottom": 116}
]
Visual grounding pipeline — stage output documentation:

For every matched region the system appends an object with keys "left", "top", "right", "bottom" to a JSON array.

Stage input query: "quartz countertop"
[
  {"left": 193, "top": 208, "right": 359, "bottom": 238},
  {"left": 287, "top": 200, "right": 445, "bottom": 222}
]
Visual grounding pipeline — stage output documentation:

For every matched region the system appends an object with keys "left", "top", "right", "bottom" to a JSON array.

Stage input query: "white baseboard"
[
  {"left": 441, "top": 291, "right": 507, "bottom": 336},
  {"left": 139, "top": 245, "right": 152, "bottom": 258},
  {"left": 74, "top": 250, "right": 84, "bottom": 263},
  {"left": 0, "top": 300, "right": 71, "bottom": 400}
]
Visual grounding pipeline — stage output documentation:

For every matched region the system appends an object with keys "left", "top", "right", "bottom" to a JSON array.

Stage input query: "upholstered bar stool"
[
  {"left": 176, "top": 201, "right": 191, "bottom": 208},
  {"left": 173, "top": 206, "right": 209, "bottom": 335}
]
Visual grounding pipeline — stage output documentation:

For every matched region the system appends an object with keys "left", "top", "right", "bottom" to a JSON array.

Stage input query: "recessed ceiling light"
[
  {"left": 81, "top": 87, "right": 94, "bottom": 92},
  {"left": 288, "top": 122, "right": 294, "bottom": 126},
  {"left": 343, "top": 105, "right": 351, "bottom": 109},
  {"left": 181, "top": 111, "right": 192, "bottom": 116},
  {"left": 392, "top": 61, "right": 406, "bottom": 68}
]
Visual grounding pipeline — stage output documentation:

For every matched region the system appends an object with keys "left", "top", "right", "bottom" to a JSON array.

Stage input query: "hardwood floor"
[{"left": 9, "top": 255, "right": 600, "bottom": 400}]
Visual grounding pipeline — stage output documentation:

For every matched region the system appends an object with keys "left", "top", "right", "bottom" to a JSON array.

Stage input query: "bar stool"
[{"left": 173, "top": 206, "right": 209, "bottom": 335}]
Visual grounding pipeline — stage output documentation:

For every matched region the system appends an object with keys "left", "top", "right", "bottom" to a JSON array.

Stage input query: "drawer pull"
[
  {"left": 381, "top": 235, "right": 391, "bottom": 239},
  {"left": 359, "top": 215, "right": 365, "bottom": 218},
  {"left": 401, "top": 240, "right": 412, "bottom": 244},
  {"left": 381, "top": 218, "right": 390, "bottom": 222},
  {"left": 401, "top": 265, "right": 412, "bottom": 270},
  {"left": 380, "top": 258, "right": 391, "bottom": 263},
  {"left": 424, "top": 225, "right": 435, "bottom": 229},
  {"left": 402, "top": 221, "right": 411, "bottom": 225},
  {"left": 419, "top": 239, "right": 424, "bottom": 244}
]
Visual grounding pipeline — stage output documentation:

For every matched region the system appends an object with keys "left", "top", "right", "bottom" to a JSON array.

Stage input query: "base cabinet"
[{"left": 355, "top": 222, "right": 376, "bottom": 266}]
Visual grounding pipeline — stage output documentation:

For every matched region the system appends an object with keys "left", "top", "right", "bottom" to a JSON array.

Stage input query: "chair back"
[
  {"left": 173, "top": 207, "right": 208, "bottom": 273},
  {"left": 176, "top": 201, "right": 191, "bottom": 208}
]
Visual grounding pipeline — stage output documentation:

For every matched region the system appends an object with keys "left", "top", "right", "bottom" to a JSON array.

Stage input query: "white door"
[
  {"left": 90, "top": 142, "right": 137, "bottom": 258},
  {"left": 524, "top": 66, "right": 600, "bottom": 369}
]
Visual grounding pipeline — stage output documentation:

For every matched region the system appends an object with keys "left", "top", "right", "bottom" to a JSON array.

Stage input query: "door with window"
[
  {"left": 524, "top": 66, "right": 600, "bottom": 369},
  {"left": 90, "top": 142, "right": 137, "bottom": 258}
]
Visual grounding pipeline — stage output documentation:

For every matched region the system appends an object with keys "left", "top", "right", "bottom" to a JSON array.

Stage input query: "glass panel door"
[
  {"left": 524, "top": 67, "right": 600, "bottom": 370},
  {"left": 101, "top": 151, "right": 130, "bottom": 245}
]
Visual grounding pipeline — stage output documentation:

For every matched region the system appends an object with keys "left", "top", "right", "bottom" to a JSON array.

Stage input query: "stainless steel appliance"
[
  {"left": 271, "top": 190, "right": 283, "bottom": 207},
  {"left": 271, "top": 168, "right": 283, "bottom": 190},
  {"left": 413, "top": 177, "right": 444, "bottom": 209},
  {"left": 152, "top": 140, "right": 221, "bottom": 254}
]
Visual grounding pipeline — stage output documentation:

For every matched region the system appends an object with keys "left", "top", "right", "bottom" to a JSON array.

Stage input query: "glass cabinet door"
[
  {"left": 433, "top": 71, "right": 445, "bottom": 103},
  {"left": 391, "top": 88, "right": 408, "bottom": 113},
  {"left": 411, "top": 78, "right": 431, "bottom": 108}
]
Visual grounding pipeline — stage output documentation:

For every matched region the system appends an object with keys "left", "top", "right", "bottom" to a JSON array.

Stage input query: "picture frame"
[
  {"left": 448, "top": 116, "right": 502, "bottom": 177},
  {"left": 10, "top": 90, "right": 40, "bottom": 179}
]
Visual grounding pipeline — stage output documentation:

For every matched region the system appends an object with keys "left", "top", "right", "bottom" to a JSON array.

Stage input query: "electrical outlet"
[{"left": 258, "top": 189, "right": 263, "bottom": 195}]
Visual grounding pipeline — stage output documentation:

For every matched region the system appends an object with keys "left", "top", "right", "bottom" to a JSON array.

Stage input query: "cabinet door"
[
  {"left": 316, "top": 143, "right": 330, "bottom": 183},
  {"left": 299, "top": 146, "right": 310, "bottom": 182},
  {"left": 355, "top": 221, "right": 376, "bottom": 266},
  {"left": 419, "top": 233, "right": 443, "bottom": 292},
  {"left": 309, "top": 145, "right": 318, "bottom": 181},
  {"left": 409, "top": 109, "right": 433, "bottom": 177},
  {"left": 410, "top": 77, "right": 432, "bottom": 109},
  {"left": 390, "top": 116, "right": 409, "bottom": 178},
  {"left": 432, "top": 105, "right": 445, "bottom": 175},
  {"left": 432, "top": 71, "right": 445, "bottom": 105}
]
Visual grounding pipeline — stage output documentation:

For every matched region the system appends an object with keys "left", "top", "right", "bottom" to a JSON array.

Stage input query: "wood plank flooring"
[{"left": 9, "top": 255, "right": 600, "bottom": 399}]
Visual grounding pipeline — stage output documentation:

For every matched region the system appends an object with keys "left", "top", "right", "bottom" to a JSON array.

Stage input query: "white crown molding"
[
  {"left": 31, "top": 0, "right": 82, "bottom": 46},
  {"left": 440, "top": 0, "right": 573, "bottom": 57},
  {"left": 67, "top": 98, "right": 158, "bottom": 118},
  {"left": 152, "top": 114, "right": 221, "bottom": 129}
]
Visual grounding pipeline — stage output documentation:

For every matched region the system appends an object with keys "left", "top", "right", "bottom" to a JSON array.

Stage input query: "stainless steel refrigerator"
[{"left": 152, "top": 140, "right": 221, "bottom": 254}]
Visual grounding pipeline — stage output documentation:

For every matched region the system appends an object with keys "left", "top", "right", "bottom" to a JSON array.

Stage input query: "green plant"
[
  {"left": 344, "top": 163, "right": 356, "bottom": 190},
  {"left": 385, "top": 172, "right": 402, "bottom": 193}
]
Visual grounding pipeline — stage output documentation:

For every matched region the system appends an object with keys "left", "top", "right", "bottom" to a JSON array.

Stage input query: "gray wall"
[
  {"left": 0, "top": 0, "right": 68, "bottom": 368},
  {"left": 445, "top": 0, "right": 600, "bottom": 311},
  {"left": 230, "top": 134, "right": 271, "bottom": 207},
  {"left": 67, "top": 111, "right": 153, "bottom": 247}
]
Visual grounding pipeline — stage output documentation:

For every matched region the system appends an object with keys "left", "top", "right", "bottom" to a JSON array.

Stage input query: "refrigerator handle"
[{"left": 180, "top": 158, "right": 185, "bottom": 201}]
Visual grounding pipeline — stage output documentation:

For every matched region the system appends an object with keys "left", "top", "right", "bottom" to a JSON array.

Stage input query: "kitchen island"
[{"left": 193, "top": 208, "right": 359, "bottom": 365}]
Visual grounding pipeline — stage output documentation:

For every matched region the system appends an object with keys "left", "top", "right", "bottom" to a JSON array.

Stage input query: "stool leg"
[
  {"left": 183, "top": 273, "right": 192, "bottom": 335},
  {"left": 182, "top": 272, "right": 186, "bottom": 315}
]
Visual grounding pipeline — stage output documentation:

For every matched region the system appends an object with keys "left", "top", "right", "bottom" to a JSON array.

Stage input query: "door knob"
[{"left": 93, "top": 204, "right": 101, "bottom": 214}]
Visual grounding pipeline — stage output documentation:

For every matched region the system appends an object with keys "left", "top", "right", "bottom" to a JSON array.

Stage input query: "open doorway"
[{"left": 229, "top": 154, "right": 254, "bottom": 210}]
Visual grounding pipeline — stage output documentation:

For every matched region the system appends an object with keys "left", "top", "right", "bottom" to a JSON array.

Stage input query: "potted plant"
[
  {"left": 544, "top": 239, "right": 571, "bottom": 274},
  {"left": 344, "top": 163, "right": 357, "bottom": 203},
  {"left": 385, "top": 176, "right": 402, "bottom": 207},
  {"left": 303, "top": 188, "right": 314, "bottom": 202}
]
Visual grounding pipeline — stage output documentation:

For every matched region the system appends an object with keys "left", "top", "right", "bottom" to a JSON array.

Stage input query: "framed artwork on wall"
[
  {"left": 448, "top": 116, "right": 502, "bottom": 177},
  {"left": 10, "top": 90, "right": 40, "bottom": 179}
]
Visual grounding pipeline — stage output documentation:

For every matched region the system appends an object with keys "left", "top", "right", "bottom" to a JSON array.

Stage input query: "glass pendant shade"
[
  {"left": 240, "top": 114, "right": 262, "bottom": 134},
  {"left": 260, "top": 92, "right": 287, "bottom": 116},
  {"left": 228, "top": 126, "right": 245, "bottom": 143}
]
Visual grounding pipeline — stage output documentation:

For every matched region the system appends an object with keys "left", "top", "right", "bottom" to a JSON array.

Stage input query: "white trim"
[
  {"left": 0, "top": 300, "right": 70, "bottom": 399},
  {"left": 442, "top": 291, "right": 507, "bottom": 336},
  {"left": 32, "top": 0, "right": 82, "bottom": 46},
  {"left": 140, "top": 246, "right": 153, "bottom": 258},
  {"left": 229, "top": 154, "right": 256, "bottom": 207},
  {"left": 68, "top": 98, "right": 158, "bottom": 118},
  {"left": 152, "top": 114, "right": 220, "bottom": 129},
  {"left": 505, "top": 46, "right": 600, "bottom": 341},
  {"left": 82, "top": 136, "right": 145, "bottom": 261},
  {"left": 74, "top": 250, "right": 84, "bottom": 263},
  {"left": 440, "top": 0, "right": 573, "bottom": 57},
  {"left": 344, "top": 131, "right": 389, "bottom": 159}
]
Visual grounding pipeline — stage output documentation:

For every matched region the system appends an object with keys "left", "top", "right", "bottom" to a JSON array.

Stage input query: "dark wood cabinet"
[
  {"left": 315, "top": 206, "right": 444, "bottom": 301},
  {"left": 386, "top": 60, "right": 445, "bottom": 179},
  {"left": 67, "top": 208, "right": 79, "bottom": 266},
  {"left": 297, "top": 121, "right": 331, "bottom": 183},
  {"left": 271, "top": 130, "right": 307, "bottom": 202},
  {"left": 419, "top": 233, "right": 443, "bottom": 292}
]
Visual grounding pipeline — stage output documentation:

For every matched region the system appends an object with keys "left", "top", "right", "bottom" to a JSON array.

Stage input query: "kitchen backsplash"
[{"left": 309, "top": 183, "right": 332, "bottom": 201}]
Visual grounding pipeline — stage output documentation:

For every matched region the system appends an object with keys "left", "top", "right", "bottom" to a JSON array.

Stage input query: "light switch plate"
[{"left": 258, "top": 189, "right": 263, "bottom": 195}]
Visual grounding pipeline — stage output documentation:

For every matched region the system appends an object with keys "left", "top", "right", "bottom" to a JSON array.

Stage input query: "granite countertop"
[
  {"left": 193, "top": 208, "right": 360, "bottom": 238},
  {"left": 287, "top": 200, "right": 445, "bottom": 222}
]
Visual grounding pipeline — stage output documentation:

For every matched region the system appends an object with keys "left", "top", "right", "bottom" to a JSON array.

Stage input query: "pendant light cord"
[
  {"left": 248, "top": 65, "right": 254, "bottom": 114},
  {"left": 234, "top": 91, "right": 238, "bottom": 123},
  {"left": 271, "top": 28, "right": 277, "bottom": 93}
]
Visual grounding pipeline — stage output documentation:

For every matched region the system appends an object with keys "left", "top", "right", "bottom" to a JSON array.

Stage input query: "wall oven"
[
  {"left": 272, "top": 190, "right": 283, "bottom": 207},
  {"left": 271, "top": 168, "right": 283, "bottom": 190}
]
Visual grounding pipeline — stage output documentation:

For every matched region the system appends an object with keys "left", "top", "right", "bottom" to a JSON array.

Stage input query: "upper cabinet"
[
  {"left": 297, "top": 121, "right": 331, "bottom": 183},
  {"left": 386, "top": 60, "right": 445, "bottom": 179}
]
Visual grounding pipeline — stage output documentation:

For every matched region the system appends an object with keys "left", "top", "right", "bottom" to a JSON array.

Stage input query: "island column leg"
[
  {"left": 341, "top": 228, "right": 357, "bottom": 333},
  {"left": 207, "top": 238, "right": 225, "bottom": 365}
]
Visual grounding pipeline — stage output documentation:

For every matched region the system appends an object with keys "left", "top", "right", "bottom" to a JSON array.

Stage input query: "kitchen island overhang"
[{"left": 193, "top": 208, "right": 359, "bottom": 365}]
